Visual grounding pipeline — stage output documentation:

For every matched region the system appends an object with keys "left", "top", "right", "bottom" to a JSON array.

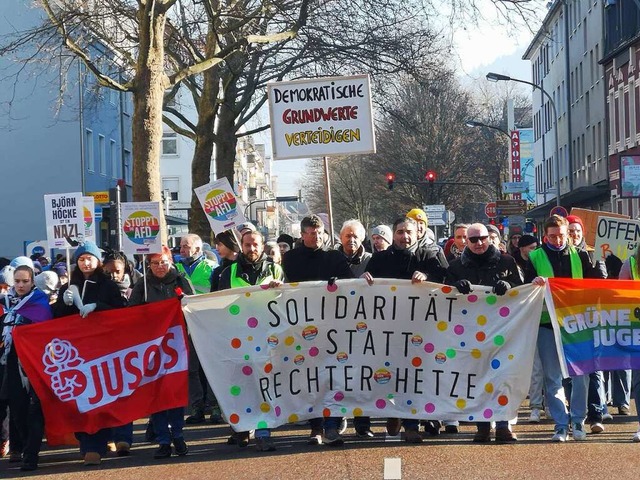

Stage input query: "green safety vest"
[
  {"left": 630, "top": 257, "right": 639, "bottom": 280},
  {"left": 529, "top": 246, "right": 583, "bottom": 325},
  {"left": 175, "top": 258, "right": 216, "bottom": 294},
  {"left": 229, "top": 261, "right": 283, "bottom": 289}
]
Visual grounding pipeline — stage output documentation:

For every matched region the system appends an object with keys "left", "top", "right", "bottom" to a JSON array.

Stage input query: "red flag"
[{"left": 13, "top": 298, "right": 188, "bottom": 442}]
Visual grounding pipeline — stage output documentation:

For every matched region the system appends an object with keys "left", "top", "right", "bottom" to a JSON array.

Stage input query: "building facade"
[
  {"left": 523, "top": 0, "right": 610, "bottom": 219},
  {"left": 0, "top": 0, "right": 133, "bottom": 256}
]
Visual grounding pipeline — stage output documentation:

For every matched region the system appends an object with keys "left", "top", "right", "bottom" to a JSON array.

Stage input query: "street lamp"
[
  {"left": 465, "top": 120, "right": 510, "bottom": 139},
  {"left": 486, "top": 72, "right": 561, "bottom": 207}
]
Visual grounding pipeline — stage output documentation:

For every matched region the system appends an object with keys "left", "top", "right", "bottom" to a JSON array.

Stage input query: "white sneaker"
[
  {"left": 633, "top": 430, "right": 640, "bottom": 443},
  {"left": 590, "top": 422, "right": 605, "bottom": 434},
  {"left": 573, "top": 423, "right": 587, "bottom": 441},
  {"left": 602, "top": 412, "right": 613, "bottom": 422},
  {"left": 528, "top": 408, "right": 541, "bottom": 423},
  {"left": 338, "top": 417, "right": 348, "bottom": 435},
  {"left": 552, "top": 428, "right": 568, "bottom": 442}
]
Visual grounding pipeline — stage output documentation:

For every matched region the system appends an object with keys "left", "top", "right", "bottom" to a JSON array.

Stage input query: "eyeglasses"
[
  {"left": 468, "top": 236, "right": 489, "bottom": 244},
  {"left": 150, "top": 260, "right": 170, "bottom": 267}
]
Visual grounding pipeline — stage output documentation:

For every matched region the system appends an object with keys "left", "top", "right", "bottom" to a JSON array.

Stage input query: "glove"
[
  {"left": 493, "top": 280, "right": 510, "bottom": 296},
  {"left": 79, "top": 303, "right": 97, "bottom": 318},
  {"left": 63, "top": 289, "right": 74, "bottom": 306},
  {"left": 454, "top": 279, "right": 472, "bottom": 294}
]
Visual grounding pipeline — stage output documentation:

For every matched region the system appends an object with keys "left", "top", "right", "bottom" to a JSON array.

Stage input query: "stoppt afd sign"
[
  {"left": 268, "top": 75, "right": 376, "bottom": 160},
  {"left": 44, "top": 192, "right": 85, "bottom": 248},
  {"left": 183, "top": 280, "right": 544, "bottom": 431},
  {"left": 194, "top": 177, "right": 246, "bottom": 235},
  {"left": 120, "top": 202, "right": 162, "bottom": 255}
]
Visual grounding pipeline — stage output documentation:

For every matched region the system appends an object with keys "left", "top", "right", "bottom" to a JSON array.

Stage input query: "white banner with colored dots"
[{"left": 182, "top": 280, "right": 544, "bottom": 431}]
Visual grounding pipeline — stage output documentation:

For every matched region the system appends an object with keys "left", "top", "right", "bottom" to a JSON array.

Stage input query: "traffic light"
[
  {"left": 425, "top": 170, "right": 436, "bottom": 183},
  {"left": 386, "top": 172, "right": 396, "bottom": 190}
]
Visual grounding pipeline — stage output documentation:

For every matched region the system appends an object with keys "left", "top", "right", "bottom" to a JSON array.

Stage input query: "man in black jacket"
[
  {"left": 362, "top": 217, "right": 448, "bottom": 443},
  {"left": 281, "top": 214, "right": 354, "bottom": 447},
  {"left": 445, "top": 223, "right": 522, "bottom": 444}
]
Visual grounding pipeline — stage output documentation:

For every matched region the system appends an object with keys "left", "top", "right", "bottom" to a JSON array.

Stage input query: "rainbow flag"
[{"left": 546, "top": 278, "right": 640, "bottom": 376}]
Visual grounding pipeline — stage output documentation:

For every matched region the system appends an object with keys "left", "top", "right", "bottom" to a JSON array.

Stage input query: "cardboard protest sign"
[
  {"left": 183, "top": 280, "right": 544, "bottom": 430},
  {"left": 194, "top": 178, "right": 246, "bottom": 235},
  {"left": 593, "top": 215, "right": 640, "bottom": 262},
  {"left": 268, "top": 75, "right": 376, "bottom": 160},
  {"left": 569, "top": 207, "right": 629, "bottom": 248},
  {"left": 44, "top": 192, "right": 85, "bottom": 249},
  {"left": 120, "top": 202, "right": 162, "bottom": 255}
]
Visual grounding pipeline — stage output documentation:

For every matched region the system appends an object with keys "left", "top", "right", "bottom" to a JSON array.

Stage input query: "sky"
[{"left": 270, "top": 5, "right": 546, "bottom": 197}]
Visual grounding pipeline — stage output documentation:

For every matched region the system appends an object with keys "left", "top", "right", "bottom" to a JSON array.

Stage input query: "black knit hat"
[
  {"left": 518, "top": 234, "right": 538, "bottom": 248},
  {"left": 276, "top": 233, "right": 294, "bottom": 249},
  {"left": 215, "top": 230, "right": 240, "bottom": 253}
]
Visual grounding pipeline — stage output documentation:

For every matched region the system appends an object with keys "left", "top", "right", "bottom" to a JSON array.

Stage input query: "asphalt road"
[{"left": 2, "top": 404, "right": 640, "bottom": 480}]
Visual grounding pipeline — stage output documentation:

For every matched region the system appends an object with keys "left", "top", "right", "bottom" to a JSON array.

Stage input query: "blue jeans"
[
  {"left": 587, "top": 371, "right": 606, "bottom": 421},
  {"left": 113, "top": 423, "right": 134, "bottom": 445},
  {"left": 611, "top": 370, "right": 632, "bottom": 407},
  {"left": 151, "top": 407, "right": 185, "bottom": 445},
  {"left": 76, "top": 428, "right": 111, "bottom": 456},
  {"left": 537, "top": 327, "right": 569, "bottom": 429}
]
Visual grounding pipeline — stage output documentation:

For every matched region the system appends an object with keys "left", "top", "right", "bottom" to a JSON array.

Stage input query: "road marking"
[{"left": 384, "top": 458, "right": 401, "bottom": 479}]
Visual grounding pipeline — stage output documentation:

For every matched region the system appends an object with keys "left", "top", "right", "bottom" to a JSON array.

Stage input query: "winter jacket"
[
  {"left": 210, "top": 257, "right": 237, "bottom": 292},
  {"left": 218, "top": 253, "right": 284, "bottom": 290},
  {"left": 53, "top": 271, "right": 126, "bottom": 318},
  {"left": 337, "top": 245, "right": 372, "bottom": 278},
  {"left": 366, "top": 243, "right": 449, "bottom": 282},
  {"left": 282, "top": 245, "right": 354, "bottom": 282},
  {"left": 129, "top": 267, "right": 195, "bottom": 306},
  {"left": 445, "top": 245, "right": 522, "bottom": 288},
  {"left": 523, "top": 243, "right": 606, "bottom": 283}
]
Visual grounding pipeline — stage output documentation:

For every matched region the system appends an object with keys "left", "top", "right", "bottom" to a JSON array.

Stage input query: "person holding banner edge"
[
  {"left": 525, "top": 215, "right": 606, "bottom": 442},
  {"left": 129, "top": 245, "right": 194, "bottom": 459},
  {"left": 218, "top": 229, "right": 285, "bottom": 451},
  {"left": 52, "top": 241, "right": 127, "bottom": 466},
  {"left": 1, "top": 261, "right": 53, "bottom": 471}
]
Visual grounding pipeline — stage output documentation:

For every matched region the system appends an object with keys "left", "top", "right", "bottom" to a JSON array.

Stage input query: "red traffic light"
[
  {"left": 425, "top": 170, "right": 436, "bottom": 183},
  {"left": 386, "top": 172, "right": 396, "bottom": 190}
]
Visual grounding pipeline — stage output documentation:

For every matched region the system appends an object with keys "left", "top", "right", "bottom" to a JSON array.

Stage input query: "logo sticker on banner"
[
  {"left": 44, "top": 192, "right": 85, "bottom": 249},
  {"left": 82, "top": 196, "right": 96, "bottom": 242},
  {"left": 194, "top": 177, "right": 246, "bottom": 235},
  {"left": 120, "top": 202, "right": 162, "bottom": 255},
  {"left": 182, "top": 280, "right": 545, "bottom": 431}
]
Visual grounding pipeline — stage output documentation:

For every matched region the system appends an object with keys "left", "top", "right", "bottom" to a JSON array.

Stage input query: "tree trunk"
[
  {"left": 132, "top": 4, "right": 170, "bottom": 242},
  {"left": 214, "top": 91, "right": 239, "bottom": 198},
  {"left": 189, "top": 62, "right": 221, "bottom": 243}
]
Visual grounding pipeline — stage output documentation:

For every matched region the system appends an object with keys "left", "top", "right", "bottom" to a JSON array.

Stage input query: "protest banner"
[
  {"left": 13, "top": 298, "right": 188, "bottom": 441},
  {"left": 120, "top": 202, "right": 162, "bottom": 255},
  {"left": 44, "top": 192, "right": 85, "bottom": 249},
  {"left": 545, "top": 278, "right": 640, "bottom": 377},
  {"left": 593, "top": 215, "right": 640, "bottom": 262},
  {"left": 182, "top": 280, "right": 544, "bottom": 431},
  {"left": 267, "top": 75, "right": 376, "bottom": 160},
  {"left": 194, "top": 178, "right": 246, "bottom": 235},
  {"left": 82, "top": 196, "right": 96, "bottom": 242},
  {"left": 569, "top": 207, "right": 629, "bottom": 249}
]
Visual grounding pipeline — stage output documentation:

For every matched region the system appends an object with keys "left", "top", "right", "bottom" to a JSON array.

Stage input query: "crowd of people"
[{"left": 0, "top": 208, "right": 638, "bottom": 471}]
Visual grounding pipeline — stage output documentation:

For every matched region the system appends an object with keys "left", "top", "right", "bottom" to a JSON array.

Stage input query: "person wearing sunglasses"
[
  {"left": 445, "top": 223, "right": 522, "bottom": 443},
  {"left": 524, "top": 214, "right": 606, "bottom": 443}
]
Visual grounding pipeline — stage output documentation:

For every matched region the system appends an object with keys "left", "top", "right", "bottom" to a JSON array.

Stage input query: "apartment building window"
[
  {"left": 124, "top": 149, "right": 132, "bottom": 185},
  {"left": 99, "top": 135, "right": 106, "bottom": 175},
  {"left": 162, "top": 131, "right": 178, "bottom": 156},
  {"left": 162, "top": 177, "right": 179, "bottom": 201},
  {"left": 85, "top": 129, "right": 94, "bottom": 172},
  {"left": 110, "top": 140, "right": 118, "bottom": 178},
  {"left": 122, "top": 91, "right": 132, "bottom": 115},
  {"left": 109, "top": 88, "right": 119, "bottom": 106}
]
